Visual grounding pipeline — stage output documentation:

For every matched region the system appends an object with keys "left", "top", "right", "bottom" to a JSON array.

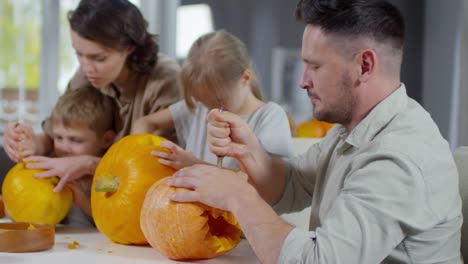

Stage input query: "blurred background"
[{"left": 1, "top": 0, "right": 468, "bottom": 180}]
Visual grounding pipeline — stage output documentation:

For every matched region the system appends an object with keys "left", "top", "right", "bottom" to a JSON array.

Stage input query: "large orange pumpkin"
[
  {"left": 140, "top": 177, "right": 242, "bottom": 260},
  {"left": 1, "top": 163, "right": 73, "bottom": 225},
  {"left": 92, "top": 134, "right": 176, "bottom": 245}
]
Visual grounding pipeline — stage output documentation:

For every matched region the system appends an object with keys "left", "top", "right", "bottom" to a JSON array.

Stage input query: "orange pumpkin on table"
[
  {"left": 296, "top": 118, "right": 334, "bottom": 138},
  {"left": 1, "top": 163, "right": 73, "bottom": 225},
  {"left": 140, "top": 176, "right": 242, "bottom": 261},
  {"left": 92, "top": 134, "right": 176, "bottom": 245}
]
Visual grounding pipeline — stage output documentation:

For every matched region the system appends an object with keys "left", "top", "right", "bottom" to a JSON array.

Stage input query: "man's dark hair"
[
  {"left": 68, "top": 0, "right": 159, "bottom": 74},
  {"left": 296, "top": 0, "right": 405, "bottom": 50}
]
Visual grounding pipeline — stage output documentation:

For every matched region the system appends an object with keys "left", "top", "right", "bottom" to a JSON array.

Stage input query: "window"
[
  {"left": 176, "top": 4, "right": 214, "bottom": 59},
  {"left": 0, "top": 0, "right": 41, "bottom": 131},
  {"left": 58, "top": 0, "right": 141, "bottom": 92},
  {"left": 58, "top": 0, "right": 80, "bottom": 94},
  {"left": 0, "top": 0, "right": 143, "bottom": 136}
]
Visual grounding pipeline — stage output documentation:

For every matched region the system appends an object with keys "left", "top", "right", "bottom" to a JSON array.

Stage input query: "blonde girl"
[{"left": 132, "top": 30, "right": 293, "bottom": 170}]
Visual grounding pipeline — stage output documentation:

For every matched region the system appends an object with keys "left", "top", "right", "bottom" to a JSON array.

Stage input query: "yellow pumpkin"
[
  {"left": 140, "top": 177, "right": 242, "bottom": 260},
  {"left": 1, "top": 163, "right": 73, "bottom": 225},
  {"left": 92, "top": 134, "right": 176, "bottom": 245}
]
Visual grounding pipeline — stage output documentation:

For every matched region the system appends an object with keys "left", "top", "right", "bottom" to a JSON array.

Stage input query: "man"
[{"left": 168, "top": 0, "right": 463, "bottom": 263}]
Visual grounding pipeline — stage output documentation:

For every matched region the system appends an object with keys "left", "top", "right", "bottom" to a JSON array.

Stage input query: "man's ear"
[
  {"left": 102, "top": 130, "right": 117, "bottom": 149},
  {"left": 356, "top": 49, "right": 377, "bottom": 83}
]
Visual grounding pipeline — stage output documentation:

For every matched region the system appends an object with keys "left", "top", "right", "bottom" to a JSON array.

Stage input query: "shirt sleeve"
[
  {"left": 250, "top": 103, "right": 294, "bottom": 158},
  {"left": 168, "top": 100, "right": 192, "bottom": 149},
  {"left": 143, "top": 55, "right": 182, "bottom": 142},
  {"left": 273, "top": 143, "right": 322, "bottom": 214},
  {"left": 278, "top": 147, "right": 436, "bottom": 263}
]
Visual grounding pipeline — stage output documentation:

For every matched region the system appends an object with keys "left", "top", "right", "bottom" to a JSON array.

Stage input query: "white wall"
[{"left": 423, "top": 0, "right": 462, "bottom": 146}]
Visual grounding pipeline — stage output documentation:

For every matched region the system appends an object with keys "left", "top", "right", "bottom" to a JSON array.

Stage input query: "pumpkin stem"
[{"left": 94, "top": 176, "right": 120, "bottom": 193}]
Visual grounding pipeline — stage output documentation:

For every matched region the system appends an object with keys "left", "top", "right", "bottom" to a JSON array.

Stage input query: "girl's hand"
[{"left": 152, "top": 141, "right": 201, "bottom": 170}]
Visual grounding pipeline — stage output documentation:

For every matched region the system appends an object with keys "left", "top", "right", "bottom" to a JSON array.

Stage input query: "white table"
[{"left": 0, "top": 219, "right": 259, "bottom": 264}]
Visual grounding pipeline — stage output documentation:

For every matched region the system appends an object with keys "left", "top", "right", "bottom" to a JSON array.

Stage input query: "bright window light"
[{"left": 176, "top": 4, "right": 214, "bottom": 59}]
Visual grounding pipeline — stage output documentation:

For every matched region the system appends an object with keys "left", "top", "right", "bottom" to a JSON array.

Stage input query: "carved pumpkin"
[
  {"left": 140, "top": 177, "right": 242, "bottom": 260},
  {"left": 1, "top": 163, "right": 73, "bottom": 225},
  {"left": 92, "top": 134, "right": 176, "bottom": 245}
]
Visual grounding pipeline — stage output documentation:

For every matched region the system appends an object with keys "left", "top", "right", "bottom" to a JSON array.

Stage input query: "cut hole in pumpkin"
[{"left": 203, "top": 209, "right": 242, "bottom": 254}]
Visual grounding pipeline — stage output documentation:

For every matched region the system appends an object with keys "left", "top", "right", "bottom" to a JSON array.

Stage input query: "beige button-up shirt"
[{"left": 275, "top": 85, "right": 462, "bottom": 263}]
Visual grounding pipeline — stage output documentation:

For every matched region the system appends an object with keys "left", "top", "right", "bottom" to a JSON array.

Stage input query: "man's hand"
[
  {"left": 167, "top": 164, "right": 251, "bottom": 211},
  {"left": 207, "top": 109, "right": 262, "bottom": 167},
  {"left": 152, "top": 141, "right": 201, "bottom": 170},
  {"left": 23, "top": 155, "right": 99, "bottom": 192}
]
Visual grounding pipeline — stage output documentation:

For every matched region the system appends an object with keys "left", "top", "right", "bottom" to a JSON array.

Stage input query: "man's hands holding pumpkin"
[
  {"left": 152, "top": 141, "right": 202, "bottom": 170},
  {"left": 23, "top": 155, "right": 100, "bottom": 192},
  {"left": 167, "top": 164, "right": 254, "bottom": 212}
]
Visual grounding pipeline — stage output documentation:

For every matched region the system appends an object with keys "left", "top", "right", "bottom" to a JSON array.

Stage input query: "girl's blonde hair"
[
  {"left": 181, "top": 30, "right": 263, "bottom": 110},
  {"left": 50, "top": 86, "right": 115, "bottom": 136}
]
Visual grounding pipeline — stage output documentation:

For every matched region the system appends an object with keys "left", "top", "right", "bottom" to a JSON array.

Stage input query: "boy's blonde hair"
[
  {"left": 50, "top": 86, "right": 115, "bottom": 136},
  {"left": 181, "top": 30, "right": 263, "bottom": 110}
]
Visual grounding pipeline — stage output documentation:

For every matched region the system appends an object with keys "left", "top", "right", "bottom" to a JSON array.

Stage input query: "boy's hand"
[
  {"left": 152, "top": 141, "right": 201, "bottom": 170},
  {"left": 67, "top": 180, "right": 91, "bottom": 216},
  {"left": 3, "top": 122, "right": 37, "bottom": 162}
]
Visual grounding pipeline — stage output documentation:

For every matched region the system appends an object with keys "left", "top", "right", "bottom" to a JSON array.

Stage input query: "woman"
[{"left": 3, "top": 0, "right": 181, "bottom": 192}]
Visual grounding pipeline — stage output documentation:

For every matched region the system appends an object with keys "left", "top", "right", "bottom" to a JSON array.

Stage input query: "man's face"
[{"left": 299, "top": 25, "right": 358, "bottom": 124}]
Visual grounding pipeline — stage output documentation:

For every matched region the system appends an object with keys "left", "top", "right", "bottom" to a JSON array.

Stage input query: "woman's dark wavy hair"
[
  {"left": 295, "top": 0, "right": 405, "bottom": 50},
  {"left": 68, "top": 0, "right": 158, "bottom": 74}
]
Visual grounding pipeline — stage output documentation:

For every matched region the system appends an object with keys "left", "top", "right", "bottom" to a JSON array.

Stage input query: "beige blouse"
[{"left": 66, "top": 53, "right": 181, "bottom": 142}]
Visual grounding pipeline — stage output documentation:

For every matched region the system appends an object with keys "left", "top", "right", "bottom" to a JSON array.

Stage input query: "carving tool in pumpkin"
[{"left": 216, "top": 105, "right": 225, "bottom": 168}]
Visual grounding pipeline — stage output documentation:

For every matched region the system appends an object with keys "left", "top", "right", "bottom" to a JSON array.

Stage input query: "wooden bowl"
[
  {"left": 0, "top": 197, "right": 4, "bottom": 218},
  {"left": 0, "top": 222, "right": 54, "bottom": 252}
]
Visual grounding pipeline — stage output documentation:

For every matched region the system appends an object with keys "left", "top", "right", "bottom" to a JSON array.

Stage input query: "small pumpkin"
[
  {"left": 140, "top": 177, "right": 242, "bottom": 260},
  {"left": 296, "top": 118, "right": 334, "bottom": 138},
  {"left": 92, "top": 134, "right": 176, "bottom": 245},
  {"left": 1, "top": 163, "right": 73, "bottom": 225}
]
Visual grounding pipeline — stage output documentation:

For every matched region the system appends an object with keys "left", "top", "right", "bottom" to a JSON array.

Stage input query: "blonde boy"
[{"left": 47, "top": 85, "right": 116, "bottom": 226}]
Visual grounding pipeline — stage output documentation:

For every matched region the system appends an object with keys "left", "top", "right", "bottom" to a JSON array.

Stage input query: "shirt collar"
[
  {"left": 336, "top": 83, "right": 408, "bottom": 151},
  {"left": 99, "top": 71, "right": 141, "bottom": 104}
]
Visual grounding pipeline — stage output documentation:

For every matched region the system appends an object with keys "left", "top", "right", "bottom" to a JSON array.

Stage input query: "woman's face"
[{"left": 71, "top": 31, "right": 132, "bottom": 88}]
